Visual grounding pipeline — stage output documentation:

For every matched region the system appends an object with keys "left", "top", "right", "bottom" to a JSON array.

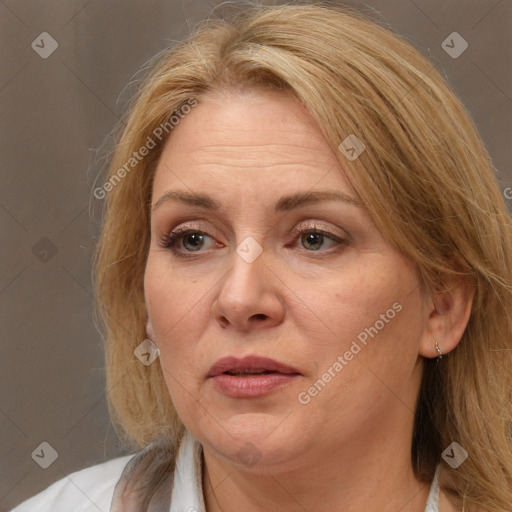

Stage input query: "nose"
[{"left": 212, "top": 242, "right": 285, "bottom": 333}]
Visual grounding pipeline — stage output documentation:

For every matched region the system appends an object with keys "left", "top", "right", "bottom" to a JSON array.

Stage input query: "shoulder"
[{"left": 10, "top": 453, "right": 136, "bottom": 512}]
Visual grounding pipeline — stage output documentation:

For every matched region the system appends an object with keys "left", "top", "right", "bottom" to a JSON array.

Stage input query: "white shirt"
[{"left": 11, "top": 431, "right": 440, "bottom": 511}]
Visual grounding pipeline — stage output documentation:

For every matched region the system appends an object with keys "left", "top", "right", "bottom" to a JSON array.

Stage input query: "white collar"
[
  {"left": 424, "top": 463, "right": 441, "bottom": 512},
  {"left": 170, "top": 431, "right": 440, "bottom": 512},
  {"left": 170, "top": 430, "right": 206, "bottom": 512}
]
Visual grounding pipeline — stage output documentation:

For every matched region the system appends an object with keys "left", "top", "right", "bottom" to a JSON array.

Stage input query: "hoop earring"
[{"left": 435, "top": 340, "right": 443, "bottom": 361}]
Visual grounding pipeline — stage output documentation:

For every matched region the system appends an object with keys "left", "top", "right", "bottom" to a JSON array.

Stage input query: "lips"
[
  {"left": 207, "top": 356, "right": 302, "bottom": 398},
  {"left": 207, "top": 355, "right": 301, "bottom": 378}
]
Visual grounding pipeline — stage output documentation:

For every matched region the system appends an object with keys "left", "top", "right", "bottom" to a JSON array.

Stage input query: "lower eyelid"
[{"left": 291, "top": 234, "right": 346, "bottom": 252}]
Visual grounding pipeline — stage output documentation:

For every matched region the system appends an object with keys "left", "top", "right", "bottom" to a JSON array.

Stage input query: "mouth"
[
  {"left": 207, "top": 355, "right": 301, "bottom": 378},
  {"left": 207, "top": 355, "right": 301, "bottom": 398},
  {"left": 222, "top": 369, "right": 281, "bottom": 376}
]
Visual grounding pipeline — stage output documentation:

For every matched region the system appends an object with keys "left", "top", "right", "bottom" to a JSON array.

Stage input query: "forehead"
[{"left": 152, "top": 89, "right": 355, "bottom": 199}]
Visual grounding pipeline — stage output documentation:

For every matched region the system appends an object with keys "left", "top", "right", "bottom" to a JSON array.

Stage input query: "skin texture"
[{"left": 144, "top": 89, "right": 472, "bottom": 512}]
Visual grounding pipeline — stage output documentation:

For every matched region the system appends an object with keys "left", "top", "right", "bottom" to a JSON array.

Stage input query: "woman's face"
[{"left": 144, "top": 89, "right": 429, "bottom": 469}]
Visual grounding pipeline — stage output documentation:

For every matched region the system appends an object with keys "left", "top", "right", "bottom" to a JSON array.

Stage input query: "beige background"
[{"left": 1, "top": 0, "right": 510, "bottom": 510}]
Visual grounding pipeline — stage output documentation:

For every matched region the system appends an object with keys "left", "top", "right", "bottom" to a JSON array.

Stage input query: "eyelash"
[{"left": 158, "top": 223, "right": 347, "bottom": 259}]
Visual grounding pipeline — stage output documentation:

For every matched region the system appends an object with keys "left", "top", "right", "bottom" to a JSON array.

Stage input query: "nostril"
[
  {"left": 219, "top": 316, "right": 230, "bottom": 328},
  {"left": 250, "top": 314, "right": 267, "bottom": 321}
]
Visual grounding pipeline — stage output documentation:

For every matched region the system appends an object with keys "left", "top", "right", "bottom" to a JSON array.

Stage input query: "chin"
[{"left": 198, "top": 413, "right": 311, "bottom": 468}]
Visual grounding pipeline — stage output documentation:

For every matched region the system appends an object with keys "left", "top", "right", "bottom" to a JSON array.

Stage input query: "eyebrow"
[{"left": 152, "top": 190, "right": 362, "bottom": 213}]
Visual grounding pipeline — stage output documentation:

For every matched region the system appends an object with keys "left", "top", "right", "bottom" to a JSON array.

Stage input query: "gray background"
[{"left": 1, "top": 0, "right": 510, "bottom": 510}]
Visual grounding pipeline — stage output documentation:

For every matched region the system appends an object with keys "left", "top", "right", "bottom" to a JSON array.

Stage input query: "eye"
[
  {"left": 157, "top": 221, "right": 348, "bottom": 258},
  {"left": 290, "top": 223, "right": 347, "bottom": 252},
  {"left": 158, "top": 226, "right": 219, "bottom": 257},
  {"left": 300, "top": 232, "right": 330, "bottom": 251},
  {"left": 179, "top": 232, "right": 209, "bottom": 251}
]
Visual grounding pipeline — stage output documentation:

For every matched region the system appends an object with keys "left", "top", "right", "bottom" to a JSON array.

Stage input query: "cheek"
[
  {"left": 294, "top": 256, "right": 425, "bottom": 393},
  {"left": 325, "top": 266, "right": 424, "bottom": 379},
  {"left": 295, "top": 258, "right": 418, "bottom": 348},
  {"left": 144, "top": 256, "right": 203, "bottom": 365},
  {"left": 145, "top": 252, "right": 208, "bottom": 334},
  {"left": 144, "top": 262, "right": 202, "bottom": 419}
]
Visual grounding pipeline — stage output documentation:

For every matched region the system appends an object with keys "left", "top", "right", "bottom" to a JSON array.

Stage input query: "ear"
[
  {"left": 146, "top": 316, "right": 156, "bottom": 341},
  {"left": 418, "top": 278, "right": 475, "bottom": 358}
]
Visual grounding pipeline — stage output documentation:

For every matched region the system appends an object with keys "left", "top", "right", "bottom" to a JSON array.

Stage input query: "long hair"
[{"left": 94, "top": 3, "right": 512, "bottom": 510}]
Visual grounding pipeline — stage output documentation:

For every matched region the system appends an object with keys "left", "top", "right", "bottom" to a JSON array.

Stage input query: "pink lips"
[{"left": 207, "top": 355, "right": 301, "bottom": 398}]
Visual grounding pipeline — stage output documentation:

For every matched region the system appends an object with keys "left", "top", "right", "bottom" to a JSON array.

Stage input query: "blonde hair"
[{"left": 94, "top": 3, "right": 512, "bottom": 510}]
